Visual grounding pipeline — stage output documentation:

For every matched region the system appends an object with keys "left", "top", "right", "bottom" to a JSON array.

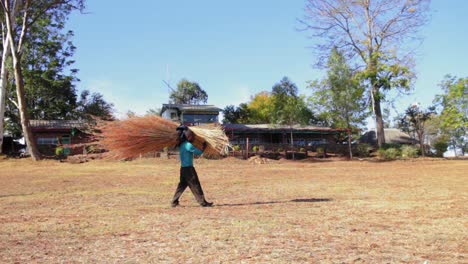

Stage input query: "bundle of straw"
[{"left": 96, "top": 115, "right": 229, "bottom": 159}]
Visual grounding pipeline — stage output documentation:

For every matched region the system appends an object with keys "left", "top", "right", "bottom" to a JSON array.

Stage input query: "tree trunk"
[
  {"left": 347, "top": 129, "right": 353, "bottom": 159},
  {"left": 0, "top": 39, "right": 11, "bottom": 154},
  {"left": 11, "top": 50, "right": 41, "bottom": 160},
  {"left": 371, "top": 87, "right": 386, "bottom": 147}
]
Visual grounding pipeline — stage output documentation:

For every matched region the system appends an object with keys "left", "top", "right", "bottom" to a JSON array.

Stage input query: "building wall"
[
  {"left": 32, "top": 130, "right": 92, "bottom": 156},
  {"left": 227, "top": 131, "right": 336, "bottom": 148}
]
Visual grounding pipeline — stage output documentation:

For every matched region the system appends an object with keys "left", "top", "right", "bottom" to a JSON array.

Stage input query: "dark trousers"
[{"left": 172, "top": 166, "right": 208, "bottom": 205}]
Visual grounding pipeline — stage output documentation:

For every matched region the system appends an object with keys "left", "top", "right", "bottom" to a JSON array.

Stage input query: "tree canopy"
[
  {"left": 433, "top": 75, "right": 468, "bottom": 155},
  {"left": 169, "top": 79, "right": 208, "bottom": 105},
  {"left": 301, "top": 0, "right": 430, "bottom": 146}
]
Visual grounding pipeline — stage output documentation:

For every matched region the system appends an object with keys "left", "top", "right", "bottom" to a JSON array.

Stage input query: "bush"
[
  {"left": 252, "top": 145, "right": 259, "bottom": 152},
  {"left": 355, "top": 143, "right": 372, "bottom": 157},
  {"left": 378, "top": 147, "right": 401, "bottom": 160},
  {"left": 55, "top": 146, "right": 64, "bottom": 158},
  {"left": 433, "top": 140, "right": 448, "bottom": 157},
  {"left": 381, "top": 143, "right": 403, "bottom": 150},
  {"left": 299, "top": 147, "right": 305, "bottom": 152},
  {"left": 400, "top": 145, "right": 419, "bottom": 158},
  {"left": 232, "top": 145, "right": 241, "bottom": 151}
]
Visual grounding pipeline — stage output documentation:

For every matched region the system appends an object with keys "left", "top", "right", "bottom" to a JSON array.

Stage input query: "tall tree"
[
  {"left": 397, "top": 104, "right": 435, "bottom": 156},
  {"left": 75, "top": 90, "right": 114, "bottom": 121},
  {"left": 0, "top": 0, "right": 85, "bottom": 160},
  {"left": 271, "top": 77, "right": 313, "bottom": 156},
  {"left": 301, "top": 0, "right": 430, "bottom": 147},
  {"left": 246, "top": 91, "right": 274, "bottom": 124},
  {"left": 433, "top": 75, "right": 468, "bottom": 156},
  {"left": 169, "top": 78, "right": 208, "bottom": 105},
  {"left": 309, "top": 48, "right": 369, "bottom": 157},
  {"left": 222, "top": 103, "right": 250, "bottom": 124}
]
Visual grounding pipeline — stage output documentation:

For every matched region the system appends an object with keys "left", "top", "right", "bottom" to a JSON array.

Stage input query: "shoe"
[
  {"left": 201, "top": 202, "right": 213, "bottom": 207},
  {"left": 171, "top": 201, "right": 179, "bottom": 208}
]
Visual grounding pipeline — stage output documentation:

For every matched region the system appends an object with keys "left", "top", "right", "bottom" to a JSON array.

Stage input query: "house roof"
[
  {"left": 161, "top": 104, "right": 222, "bottom": 113},
  {"left": 223, "top": 123, "right": 344, "bottom": 134},
  {"left": 30, "top": 120, "right": 90, "bottom": 130},
  {"left": 359, "top": 128, "right": 417, "bottom": 145}
]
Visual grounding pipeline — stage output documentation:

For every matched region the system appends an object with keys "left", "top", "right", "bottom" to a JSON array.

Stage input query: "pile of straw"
[{"left": 96, "top": 115, "right": 229, "bottom": 159}]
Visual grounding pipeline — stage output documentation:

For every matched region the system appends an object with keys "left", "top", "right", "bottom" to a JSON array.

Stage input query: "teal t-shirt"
[{"left": 179, "top": 141, "right": 203, "bottom": 167}]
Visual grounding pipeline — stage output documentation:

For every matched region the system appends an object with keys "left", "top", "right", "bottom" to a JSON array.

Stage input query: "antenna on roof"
[{"left": 163, "top": 64, "right": 175, "bottom": 103}]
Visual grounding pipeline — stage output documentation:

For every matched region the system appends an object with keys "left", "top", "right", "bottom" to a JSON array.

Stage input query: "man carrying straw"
[{"left": 171, "top": 125, "right": 213, "bottom": 208}]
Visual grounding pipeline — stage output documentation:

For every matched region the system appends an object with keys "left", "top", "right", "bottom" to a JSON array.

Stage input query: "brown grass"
[{"left": 0, "top": 158, "right": 466, "bottom": 263}]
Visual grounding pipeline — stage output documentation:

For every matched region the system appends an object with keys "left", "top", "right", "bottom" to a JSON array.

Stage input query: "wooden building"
[
  {"left": 161, "top": 104, "right": 222, "bottom": 126},
  {"left": 223, "top": 124, "right": 345, "bottom": 149},
  {"left": 30, "top": 120, "right": 93, "bottom": 156}
]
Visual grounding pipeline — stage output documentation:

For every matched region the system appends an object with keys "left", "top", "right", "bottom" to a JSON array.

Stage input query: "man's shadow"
[{"left": 216, "top": 198, "right": 332, "bottom": 207}]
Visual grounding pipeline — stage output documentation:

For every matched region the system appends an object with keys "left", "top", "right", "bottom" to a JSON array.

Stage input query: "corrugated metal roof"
[
  {"left": 30, "top": 120, "right": 90, "bottom": 129},
  {"left": 162, "top": 104, "right": 222, "bottom": 112},
  {"left": 223, "top": 123, "right": 343, "bottom": 132}
]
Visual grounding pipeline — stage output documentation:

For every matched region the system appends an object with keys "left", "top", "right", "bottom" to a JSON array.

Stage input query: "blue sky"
[{"left": 68, "top": 1, "right": 467, "bottom": 127}]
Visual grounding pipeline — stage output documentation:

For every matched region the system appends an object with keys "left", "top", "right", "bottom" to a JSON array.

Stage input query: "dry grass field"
[{"left": 0, "top": 157, "right": 466, "bottom": 263}]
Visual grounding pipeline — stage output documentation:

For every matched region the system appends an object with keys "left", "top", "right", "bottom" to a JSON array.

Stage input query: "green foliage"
[
  {"left": 316, "top": 147, "right": 324, "bottom": 154},
  {"left": 299, "top": 147, "right": 306, "bottom": 152},
  {"left": 231, "top": 145, "right": 241, "bottom": 151},
  {"left": 380, "top": 143, "right": 403, "bottom": 150},
  {"left": 433, "top": 137, "right": 449, "bottom": 157},
  {"left": 378, "top": 147, "right": 401, "bottom": 160},
  {"left": 169, "top": 79, "right": 208, "bottom": 105},
  {"left": 433, "top": 75, "right": 468, "bottom": 156},
  {"left": 222, "top": 103, "right": 251, "bottom": 124},
  {"left": 76, "top": 90, "right": 114, "bottom": 121},
  {"left": 355, "top": 143, "right": 372, "bottom": 157},
  {"left": 55, "top": 146, "right": 64, "bottom": 157},
  {"left": 252, "top": 146, "right": 259, "bottom": 152},
  {"left": 308, "top": 48, "right": 369, "bottom": 130},
  {"left": 400, "top": 145, "right": 419, "bottom": 159}
]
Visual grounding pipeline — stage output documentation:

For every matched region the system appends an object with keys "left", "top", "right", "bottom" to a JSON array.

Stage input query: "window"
[{"left": 37, "top": 137, "right": 58, "bottom": 145}]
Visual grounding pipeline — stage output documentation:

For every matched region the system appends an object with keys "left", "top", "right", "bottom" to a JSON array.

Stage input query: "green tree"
[
  {"left": 301, "top": 0, "right": 430, "bottom": 147},
  {"left": 246, "top": 91, "right": 274, "bottom": 124},
  {"left": 76, "top": 90, "right": 114, "bottom": 121},
  {"left": 270, "top": 77, "right": 313, "bottom": 158},
  {"left": 0, "top": 0, "right": 85, "bottom": 160},
  {"left": 433, "top": 75, "right": 468, "bottom": 156},
  {"left": 397, "top": 104, "right": 435, "bottom": 156},
  {"left": 169, "top": 79, "right": 208, "bottom": 105},
  {"left": 222, "top": 103, "right": 250, "bottom": 124},
  {"left": 308, "top": 48, "right": 369, "bottom": 158},
  {"left": 3, "top": 3, "right": 82, "bottom": 137}
]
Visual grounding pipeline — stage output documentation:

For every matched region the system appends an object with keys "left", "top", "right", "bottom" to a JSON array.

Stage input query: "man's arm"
[{"left": 186, "top": 142, "right": 203, "bottom": 155}]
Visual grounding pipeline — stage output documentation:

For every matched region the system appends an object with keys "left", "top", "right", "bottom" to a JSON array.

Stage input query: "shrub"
[
  {"left": 381, "top": 143, "right": 403, "bottom": 150},
  {"left": 401, "top": 145, "right": 419, "bottom": 158},
  {"left": 232, "top": 145, "right": 241, "bottom": 151},
  {"left": 252, "top": 145, "right": 259, "bottom": 152},
  {"left": 355, "top": 143, "right": 372, "bottom": 157},
  {"left": 55, "top": 146, "right": 64, "bottom": 158},
  {"left": 433, "top": 140, "right": 448, "bottom": 157},
  {"left": 378, "top": 147, "right": 400, "bottom": 160},
  {"left": 299, "top": 147, "right": 305, "bottom": 152}
]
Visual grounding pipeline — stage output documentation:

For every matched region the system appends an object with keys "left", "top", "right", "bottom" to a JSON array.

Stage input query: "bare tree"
[
  {"left": 300, "top": 0, "right": 430, "bottom": 147},
  {"left": 0, "top": 0, "right": 84, "bottom": 160}
]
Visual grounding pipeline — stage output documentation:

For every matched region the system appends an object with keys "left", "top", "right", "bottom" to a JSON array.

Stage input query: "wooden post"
[{"left": 245, "top": 137, "right": 249, "bottom": 159}]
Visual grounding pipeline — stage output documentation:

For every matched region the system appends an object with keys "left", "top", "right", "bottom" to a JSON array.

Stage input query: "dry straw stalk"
[{"left": 96, "top": 115, "right": 229, "bottom": 159}]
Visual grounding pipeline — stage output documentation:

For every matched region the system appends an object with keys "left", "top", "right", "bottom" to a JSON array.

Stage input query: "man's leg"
[
  {"left": 171, "top": 169, "right": 188, "bottom": 207},
  {"left": 186, "top": 167, "right": 213, "bottom": 207}
]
